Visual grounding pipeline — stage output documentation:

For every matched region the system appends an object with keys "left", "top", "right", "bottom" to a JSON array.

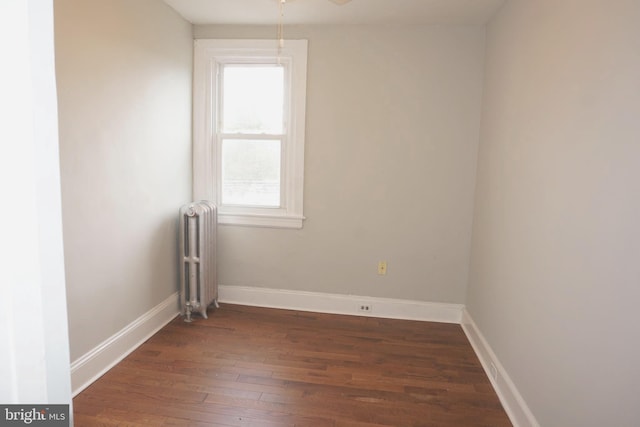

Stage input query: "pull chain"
[{"left": 278, "top": 0, "right": 285, "bottom": 52}]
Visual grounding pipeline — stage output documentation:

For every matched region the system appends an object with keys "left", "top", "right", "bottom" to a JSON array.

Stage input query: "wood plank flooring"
[{"left": 73, "top": 304, "right": 512, "bottom": 426}]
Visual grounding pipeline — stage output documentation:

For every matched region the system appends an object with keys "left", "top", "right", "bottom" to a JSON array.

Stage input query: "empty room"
[{"left": 2, "top": 0, "right": 639, "bottom": 426}]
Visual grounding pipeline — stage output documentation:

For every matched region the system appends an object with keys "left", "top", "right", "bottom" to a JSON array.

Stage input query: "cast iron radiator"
[{"left": 179, "top": 201, "right": 218, "bottom": 322}]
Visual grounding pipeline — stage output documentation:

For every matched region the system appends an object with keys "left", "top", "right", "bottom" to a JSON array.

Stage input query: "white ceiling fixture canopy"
[
  {"left": 279, "top": 0, "right": 353, "bottom": 4},
  {"left": 164, "top": 0, "right": 506, "bottom": 26}
]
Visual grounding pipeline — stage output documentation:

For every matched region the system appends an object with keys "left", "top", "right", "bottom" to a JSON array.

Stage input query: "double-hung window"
[{"left": 193, "top": 39, "right": 308, "bottom": 228}]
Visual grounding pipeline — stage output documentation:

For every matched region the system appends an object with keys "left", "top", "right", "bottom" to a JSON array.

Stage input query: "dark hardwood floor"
[{"left": 73, "top": 304, "right": 511, "bottom": 426}]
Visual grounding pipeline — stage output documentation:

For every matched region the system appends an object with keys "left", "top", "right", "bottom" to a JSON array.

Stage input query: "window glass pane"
[
  {"left": 221, "top": 139, "right": 281, "bottom": 207},
  {"left": 222, "top": 65, "right": 284, "bottom": 134}
]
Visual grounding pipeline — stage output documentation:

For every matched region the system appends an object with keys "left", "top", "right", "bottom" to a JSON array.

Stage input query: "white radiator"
[{"left": 179, "top": 201, "right": 218, "bottom": 322}]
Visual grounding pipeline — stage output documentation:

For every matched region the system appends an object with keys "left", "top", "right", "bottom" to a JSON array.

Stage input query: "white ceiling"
[{"left": 164, "top": 0, "right": 506, "bottom": 26}]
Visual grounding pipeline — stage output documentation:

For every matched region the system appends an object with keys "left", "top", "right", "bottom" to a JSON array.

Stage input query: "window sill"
[{"left": 218, "top": 212, "right": 305, "bottom": 229}]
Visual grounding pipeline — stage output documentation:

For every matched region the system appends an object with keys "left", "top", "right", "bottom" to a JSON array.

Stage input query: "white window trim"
[{"left": 193, "top": 39, "right": 308, "bottom": 229}]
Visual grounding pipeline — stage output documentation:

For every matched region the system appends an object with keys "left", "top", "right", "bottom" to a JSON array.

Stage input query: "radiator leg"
[
  {"left": 214, "top": 299, "right": 220, "bottom": 308},
  {"left": 184, "top": 302, "right": 193, "bottom": 323}
]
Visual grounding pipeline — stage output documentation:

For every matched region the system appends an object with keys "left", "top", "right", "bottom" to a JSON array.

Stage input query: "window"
[{"left": 193, "top": 39, "right": 308, "bottom": 228}]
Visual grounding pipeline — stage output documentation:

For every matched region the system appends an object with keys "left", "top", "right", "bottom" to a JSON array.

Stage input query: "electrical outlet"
[
  {"left": 377, "top": 261, "right": 387, "bottom": 275},
  {"left": 489, "top": 362, "right": 498, "bottom": 381},
  {"left": 358, "top": 304, "right": 372, "bottom": 313}
]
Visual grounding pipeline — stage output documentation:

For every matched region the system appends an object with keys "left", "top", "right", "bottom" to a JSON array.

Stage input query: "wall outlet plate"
[
  {"left": 490, "top": 362, "right": 498, "bottom": 381},
  {"left": 377, "top": 261, "right": 387, "bottom": 275}
]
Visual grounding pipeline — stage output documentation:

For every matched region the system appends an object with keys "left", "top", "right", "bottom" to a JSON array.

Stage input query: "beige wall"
[
  {"left": 55, "top": 0, "right": 193, "bottom": 361},
  {"left": 467, "top": 1, "right": 640, "bottom": 426},
  {"left": 194, "top": 24, "right": 486, "bottom": 304}
]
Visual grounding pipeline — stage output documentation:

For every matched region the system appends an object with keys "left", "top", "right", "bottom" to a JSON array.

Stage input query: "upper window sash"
[{"left": 217, "top": 61, "right": 289, "bottom": 135}]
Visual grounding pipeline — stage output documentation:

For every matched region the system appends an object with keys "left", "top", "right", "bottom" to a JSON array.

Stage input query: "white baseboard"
[
  {"left": 218, "top": 285, "right": 463, "bottom": 324},
  {"left": 461, "top": 308, "right": 540, "bottom": 427},
  {"left": 69, "top": 286, "right": 535, "bottom": 427},
  {"left": 70, "top": 292, "right": 179, "bottom": 397}
]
